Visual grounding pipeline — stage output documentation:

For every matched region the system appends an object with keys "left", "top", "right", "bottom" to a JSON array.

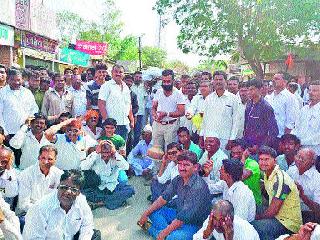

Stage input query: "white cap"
[
  {"left": 204, "top": 131, "right": 219, "bottom": 139},
  {"left": 143, "top": 124, "right": 152, "bottom": 132}
]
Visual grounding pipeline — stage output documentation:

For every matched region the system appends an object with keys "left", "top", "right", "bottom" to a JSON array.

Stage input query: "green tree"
[
  {"left": 164, "top": 59, "right": 190, "bottom": 75},
  {"left": 155, "top": 0, "right": 320, "bottom": 78},
  {"left": 141, "top": 46, "right": 167, "bottom": 68}
]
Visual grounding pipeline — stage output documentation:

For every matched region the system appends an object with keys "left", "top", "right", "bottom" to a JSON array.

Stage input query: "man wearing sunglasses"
[{"left": 23, "top": 169, "right": 101, "bottom": 240}]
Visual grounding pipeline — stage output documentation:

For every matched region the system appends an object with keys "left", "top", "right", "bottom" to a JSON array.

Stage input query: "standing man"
[
  {"left": 131, "top": 71, "right": 147, "bottom": 146},
  {"left": 292, "top": 80, "right": 320, "bottom": 155},
  {"left": 69, "top": 74, "right": 87, "bottom": 117},
  {"left": 86, "top": 63, "right": 108, "bottom": 112},
  {"left": 28, "top": 71, "right": 45, "bottom": 109},
  {"left": 41, "top": 73, "right": 74, "bottom": 123},
  {"left": 200, "top": 71, "right": 239, "bottom": 150},
  {"left": 0, "top": 68, "right": 38, "bottom": 136},
  {"left": 227, "top": 76, "right": 240, "bottom": 96},
  {"left": 152, "top": 69, "right": 185, "bottom": 150},
  {"left": 98, "top": 64, "right": 134, "bottom": 140},
  {"left": 0, "top": 64, "right": 7, "bottom": 88},
  {"left": 266, "top": 72, "right": 299, "bottom": 137},
  {"left": 244, "top": 79, "right": 279, "bottom": 147}
]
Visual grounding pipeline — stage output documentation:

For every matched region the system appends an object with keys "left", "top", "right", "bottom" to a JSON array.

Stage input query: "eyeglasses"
[
  {"left": 167, "top": 151, "right": 178, "bottom": 155},
  {"left": 58, "top": 185, "right": 80, "bottom": 194}
]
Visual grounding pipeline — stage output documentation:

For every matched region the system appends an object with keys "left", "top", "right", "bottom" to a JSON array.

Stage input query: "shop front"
[{"left": 0, "top": 23, "right": 14, "bottom": 66}]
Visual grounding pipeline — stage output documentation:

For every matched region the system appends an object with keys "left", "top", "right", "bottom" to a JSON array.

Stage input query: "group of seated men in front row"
[{"left": 0, "top": 113, "right": 319, "bottom": 240}]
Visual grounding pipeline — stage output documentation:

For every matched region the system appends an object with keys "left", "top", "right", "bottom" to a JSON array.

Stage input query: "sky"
[{"left": 48, "top": 0, "right": 202, "bottom": 67}]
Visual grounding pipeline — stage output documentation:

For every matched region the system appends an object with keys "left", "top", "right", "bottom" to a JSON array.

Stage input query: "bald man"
[
  {"left": 287, "top": 148, "right": 320, "bottom": 223},
  {"left": 193, "top": 199, "right": 259, "bottom": 240}
]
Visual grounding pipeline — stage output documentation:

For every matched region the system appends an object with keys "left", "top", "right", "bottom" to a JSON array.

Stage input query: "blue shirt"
[
  {"left": 86, "top": 81, "right": 102, "bottom": 110},
  {"left": 244, "top": 98, "right": 279, "bottom": 146},
  {"left": 162, "top": 174, "right": 212, "bottom": 226},
  {"left": 128, "top": 140, "right": 153, "bottom": 164}
]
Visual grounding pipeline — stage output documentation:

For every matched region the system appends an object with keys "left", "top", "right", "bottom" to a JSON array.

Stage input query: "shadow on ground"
[{"left": 93, "top": 176, "right": 153, "bottom": 240}]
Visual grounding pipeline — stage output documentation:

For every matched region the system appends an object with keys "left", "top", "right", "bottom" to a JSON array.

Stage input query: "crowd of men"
[{"left": 0, "top": 62, "right": 319, "bottom": 240}]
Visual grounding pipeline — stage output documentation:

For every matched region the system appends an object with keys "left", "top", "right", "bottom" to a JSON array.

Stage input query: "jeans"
[
  {"left": 74, "top": 229, "right": 101, "bottom": 240},
  {"left": 134, "top": 115, "right": 144, "bottom": 146},
  {"left": 251, "top": 218, "right": 292, "bottom": 240},
  {"left": 150, "top": 179, "right": 170, "bottom": 202},
  {"left": 116, "top": 125, "right": 128, "bottom": 141},
  {"left": 148, "top": 207, "right": 199, "bottom": 240}
]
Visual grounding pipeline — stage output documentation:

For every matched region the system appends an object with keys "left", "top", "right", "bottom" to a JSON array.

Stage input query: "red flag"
[{"left": 285, "top": 53, "right": 294, "bottom": 69}]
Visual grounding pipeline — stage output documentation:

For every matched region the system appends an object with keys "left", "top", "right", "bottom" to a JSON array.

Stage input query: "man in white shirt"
[
  {"left": 287, "top": 82, "right": 304, "bottom": 109},
  {"left": 45, "top": 119, "right": 97, "bottom": 170},
  {"left": 200, "top": 71, "right": 239, "bottom": 150},
  {"left": 69, "top": 74, "right": 87, "bottom": 117},
  {"left": 0, "top": 68, "right": 38, "bottom": 136},
  {"left": 9, "top": 113, "right": 51, "bottom": 170},
  {"left": 236, "top": 82, "right": 249, "bottom": 139},
  {"left": 131, "top": 71, "right": 147, "bottom": 146},
  {"left": 98, "top": 64, "right": 134, "bottom": 141},
  {"left": 23, "top": 169, "right": 100, "bottom": 240},
  {"left": 266, "top": 72, "right": 299, "bottom": 138},
  {"left": 150, "top": 143, "right": 181, "bottom": 202},
  {"left": 0, "top": 147, "right": 18, "bottom": 204},
  {"left": 80, "top": 140, "right": 135, "bottom": 210},
  {"left": 287, "top": 148, "right": 320, "bottom": 223},
  {"left": 292, "top": 80, "right": 320, "bottom": 155},
  {"left": 17, "top": 145, "right": 63, "bottom": 215},
  {"left": 180, "top": 81, "right": 198, "bottom": 133},
  {"left": 152, "top": 69, "right": 185, "bottom": 150},
  {"left": 0, "top": 64, "right": 6, "bottom": 88},
  {"left": 202, "top": 159, "right": 256, "bottom": 222},
  {"left": 193, "top": 200, "right": 259, "bottom": 240},
  {"left": 199, "top": 136, "right": 228, "bottom": 183}
]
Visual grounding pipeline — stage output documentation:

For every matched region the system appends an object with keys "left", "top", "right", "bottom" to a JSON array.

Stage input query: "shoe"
[
  {"left": 137, "top": 220, "right": 152, "bottom": 232},
  {"left": 88, "top": 201, "right": 104, "bottom": 210}
]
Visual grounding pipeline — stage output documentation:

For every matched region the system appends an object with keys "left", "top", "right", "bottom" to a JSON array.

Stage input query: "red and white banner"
[{"left": 75, "top": 40, "right": 108, "bottom": 56}]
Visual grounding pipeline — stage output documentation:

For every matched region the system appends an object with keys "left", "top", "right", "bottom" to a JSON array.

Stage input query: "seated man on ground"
[
  {"left": 138, "top": 151, "right": 212, "bottom": 240},
  {"left": 177, "top": 127, "right": 203, "bottom": 160},
  {"left": 9, "top": 113, "right": 50, "bottom": 170},
  {"left": 193, "top": 200, "right": 259, "bottom": 240},
  {"left": 150, "top": 143, "right": 182, "bottom": 202},
  {"left": 199, "top": 135, "right": 228, "bottom": 183},
  {"left": 23, "top": 170, "right": 101, "bottom": 240},
  {"left": 276, "top": 222, "right": 320, "bottom": 240},
  {"left": 80, "top": 140, "right": 135, "bottom": 210},
  {"left": 276, "top": 134, "right": 301, "bottom": 171},
  {"left": 202, "top": 159, "right": 256, "bottom": 222},
  {"left": 17, "top": 145, "right": 63, "bottom": 220},
  {"left": 0, "top": 147, "right": 18, "bottom": 205},
  {"left": 127, "top": 124, "right": 154, "bottom": 178},
  {"left": 251, "top": 146, "right": 302, "bottom": 240},
  {"left": 45, "top": 118, "right": 97, "bottom": 170},
  {"left": 287, "top": 148, "right": 320, "bottom": 223},
  {"left": 0, "top": 195, "right": 22, "bottom": 240},
  {"left": 229, "top": 139, "right": 263, "bottom": 206}
]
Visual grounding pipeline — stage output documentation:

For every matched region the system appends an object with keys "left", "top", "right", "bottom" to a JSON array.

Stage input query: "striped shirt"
[{"left": 86, "top": 81, "right": 102, "bottom": 110}]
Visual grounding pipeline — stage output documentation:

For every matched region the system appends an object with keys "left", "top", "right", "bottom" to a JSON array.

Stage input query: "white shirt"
[
  {"left": 292, "top": 102, "right": 320, "bottom": 155},
  {"left": 153, "top": 87, "right": 185, "bottom": 122},
  {"left": 180, "top": 96, "right": 193, "bottom": 132},
  {"left": 23, "top": 191, "right": 94, "bottom": 240},
  {"left": 82, "top": 125, "right": 103, "bottom": 140},
  {"left": 17, "top": 163, "right": 63, "bottom": 213},
  {"left": 187, "top": 94, "right": 206, "bottom": 116},
  {"left": 80, "top": 151, "right": 129, "bottom": 192},
  {"left": 203, "top": 180, "right": 256, "bottom": 222},
  {"left": 236, "top": 102, "right": 246, "bottom": 139},
  {"left": 201, "top": 90, "right": 239, "bottom": 140},
  {"left": 9, "top": 125, "right": 51, "bottom": 170},
  {"left": 0, "top": 196, "right": 22, "bottom": 240},
  {"left": 193, "top": 215, "right": 260, "bottom": 240},
  {"left": 276, "top": 225, "right": 320, "bottom": 240},
  {"left": 54, "top": 134, "right": 97, "bottom": 170},
  {"left": 131, "top": 83, "right": 147, "bottom": 116},
  {"left": 157, "top": 161, "right": 179, "bottom": 184},
  {"left": 0, "top": 168, "right": 18, "bottom": 198},
  {"left": 0, "top": 85, "right": 38, "bottom": 135},
  {"left": 69, "top": 86, "right": 87, "bottom": 117},
  {"left": 199, "top": 149, "right": 228, "bottom": 183},
  {"left": 98, "top": 79, "right": 131, "bottom": 125},
  {"left": 287, "top": 165, "right": 320, "bottom": 211},
  {"left": 266, "top": 89, "right": 299, "bottom": 136}
]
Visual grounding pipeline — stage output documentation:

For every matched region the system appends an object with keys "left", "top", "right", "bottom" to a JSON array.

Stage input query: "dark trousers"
[
  {"left": 4, "top": 134, "right": 22, "bottom": 167},
  {"left": 74, "top": 229, "right": 101, "bottom": 240},
  {"left": 116, "top": 125, "right": 128, "bottom": 141},
  {"left": 133, "top": 115, "right": 144, "bottom": 146},
  {"left": 150, "top": 178, "right": 170, "bottom": 202}
]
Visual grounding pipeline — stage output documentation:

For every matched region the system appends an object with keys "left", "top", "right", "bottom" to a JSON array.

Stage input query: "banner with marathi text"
[{"left": 75, "top": 40, "right": 108, "bottom": 56}]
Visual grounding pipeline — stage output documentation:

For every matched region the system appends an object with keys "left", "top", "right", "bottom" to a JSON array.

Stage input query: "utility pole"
[
  {"left": 157, "top": 14, "right": 162, "bottom": 47},
  {"left": 138, "top": 36, "right": 142, "bottom": 70}
]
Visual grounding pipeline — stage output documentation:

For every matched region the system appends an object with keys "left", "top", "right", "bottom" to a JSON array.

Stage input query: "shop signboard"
[
  {"left": 15, "top": 0, "right": 31, "bottom": 30},
  {"left": 20, "top": 31, "right": 58, "bottom": 54},
  {"left": 75, "top": 40, "right": 108, "bottom": 56},
  {"left": 60, "top": 48, "right": 90, "bottom": 67},
  {"left": 0, "top": 24, "right": 14, "bottom": 46}
]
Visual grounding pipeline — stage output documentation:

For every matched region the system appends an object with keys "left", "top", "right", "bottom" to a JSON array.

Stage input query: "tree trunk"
[{"left": 248, "top": 59, "right": 264, "bottom": 80}]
